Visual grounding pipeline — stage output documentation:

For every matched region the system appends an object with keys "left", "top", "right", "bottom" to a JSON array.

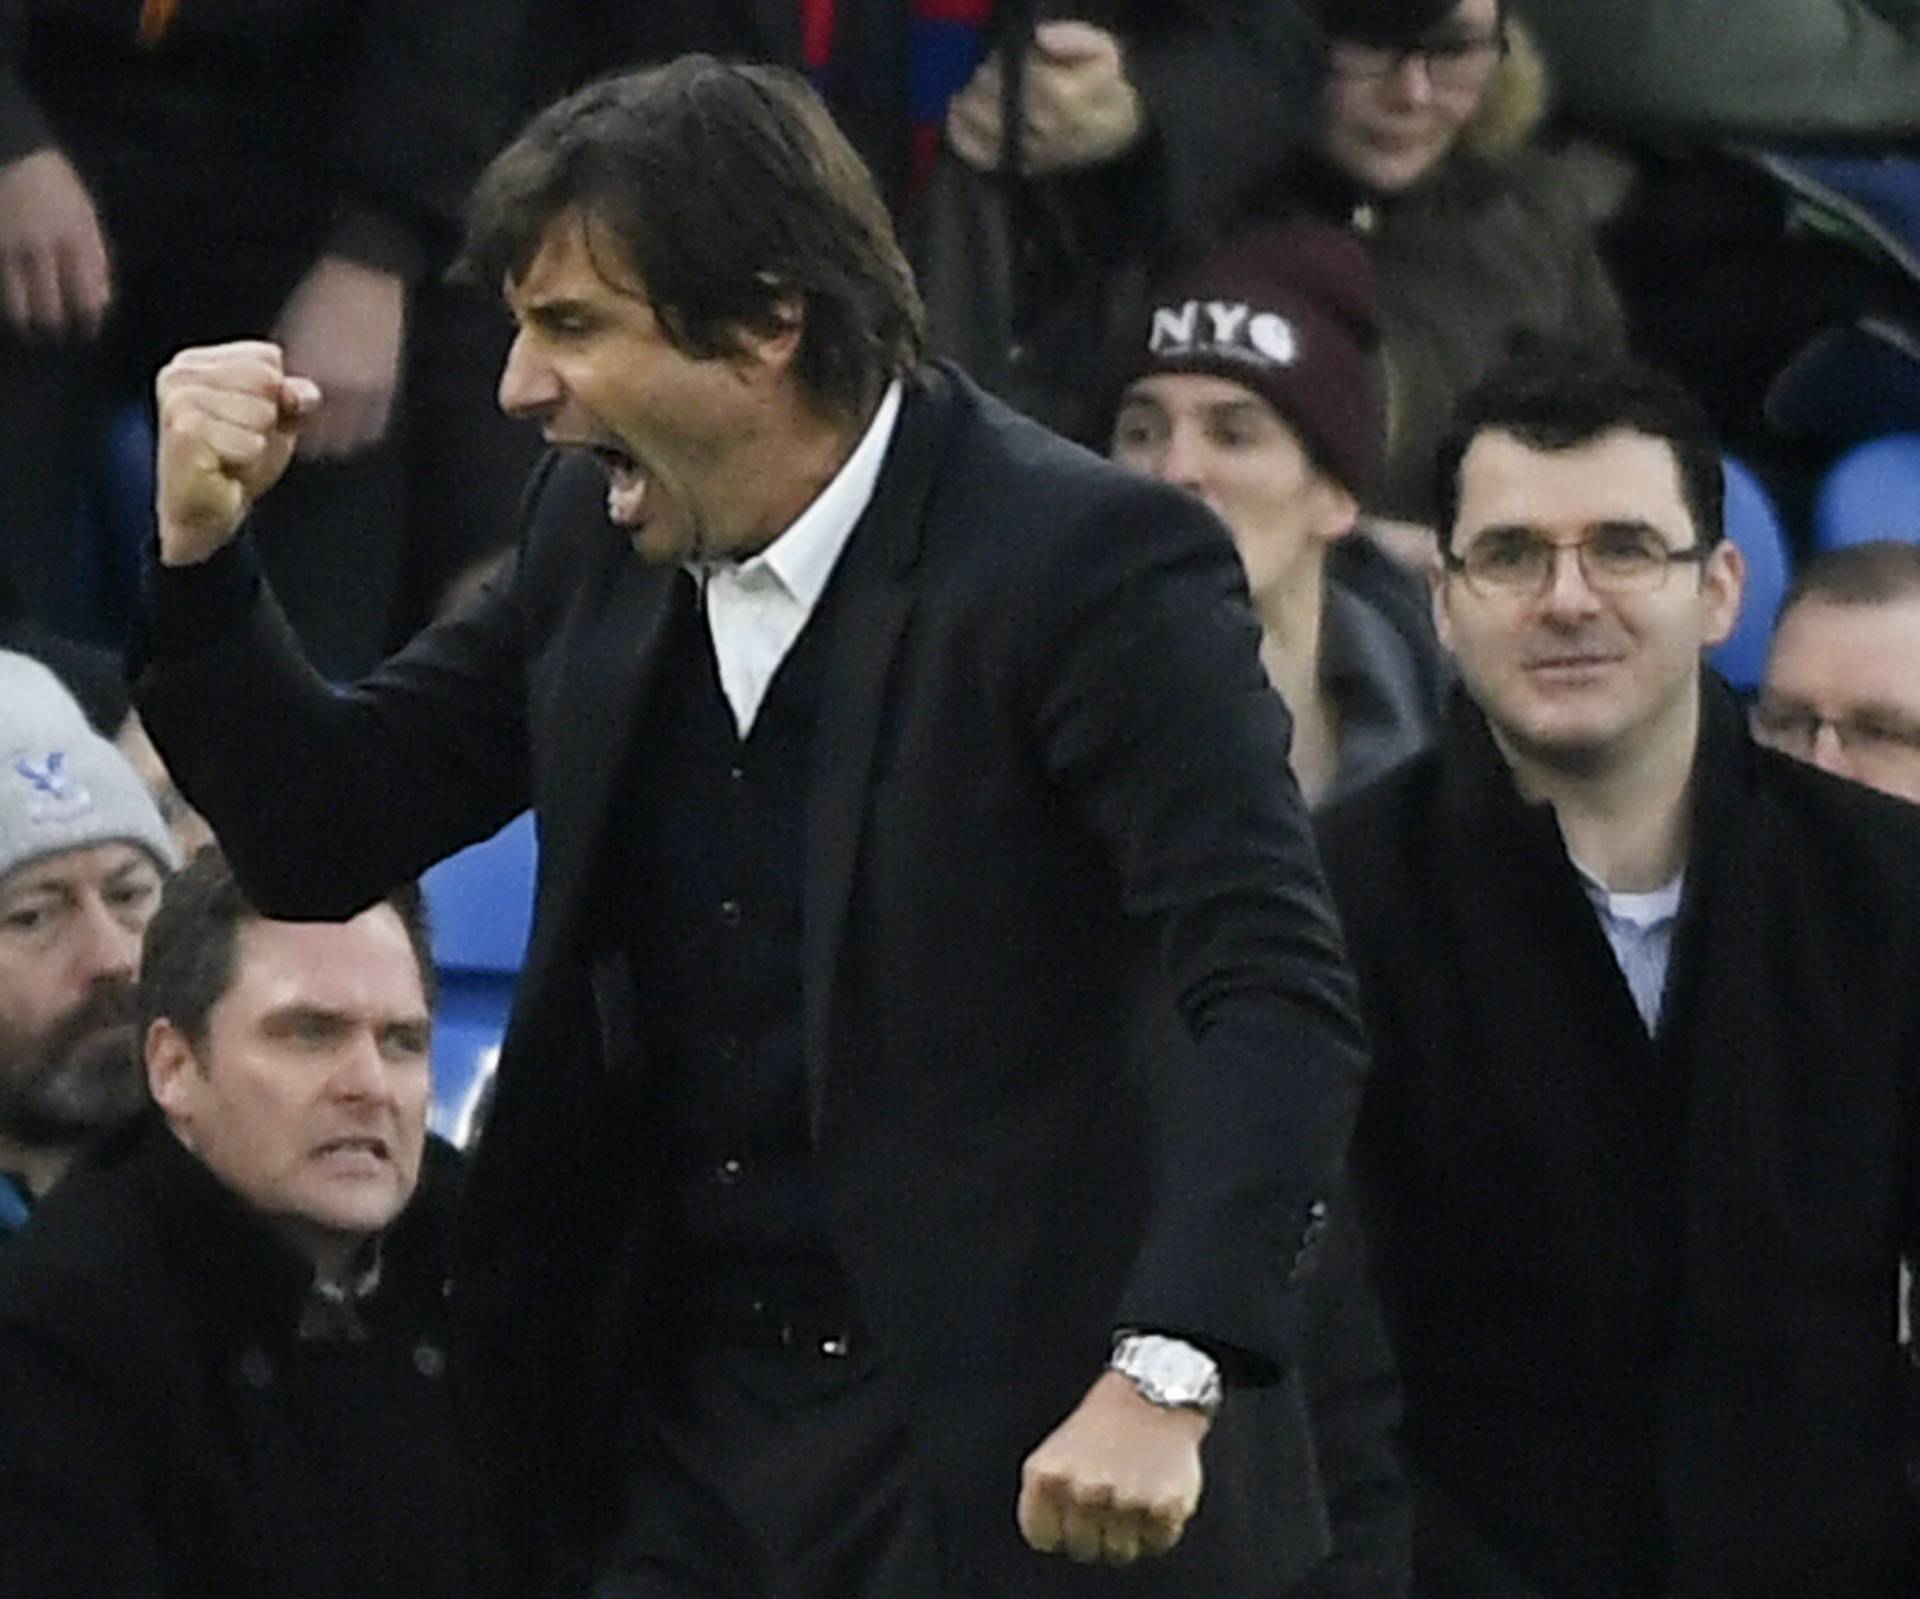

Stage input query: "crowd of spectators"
[{"left": 3, "top": 3, "right": 1920, "bottom": 1597}]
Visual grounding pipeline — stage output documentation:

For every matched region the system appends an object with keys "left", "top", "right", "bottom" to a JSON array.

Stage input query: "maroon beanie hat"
[{"left": 1115, "top": 218, "right": 1383, "bottom": 496}]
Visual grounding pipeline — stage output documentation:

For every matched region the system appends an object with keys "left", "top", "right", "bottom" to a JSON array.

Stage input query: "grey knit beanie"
[
  {"left": 0, "top": 654, "right": 180, "bottom": 885},
  {"left": 0, "top": 650, "right": 96, "bottom": 743}
]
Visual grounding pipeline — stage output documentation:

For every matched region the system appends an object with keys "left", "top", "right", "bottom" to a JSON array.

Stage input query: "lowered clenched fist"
[
  {"left": 154, "top": 341, "right": 321, "bottom": 566},
  {"left": 1017, "top": 1370, "right": 1207, "bottom": 1567}
]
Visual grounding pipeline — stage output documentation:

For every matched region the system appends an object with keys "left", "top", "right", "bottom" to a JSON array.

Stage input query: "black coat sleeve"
[
  {"left": 130, "top": 460, "right": 552, "bottom": 920},
  {"left": 0, "top": 0, "right": 52, "bottom": 163},
  {"left": 1019, "top": 474, "right": 1370, "bottom": 1374}
]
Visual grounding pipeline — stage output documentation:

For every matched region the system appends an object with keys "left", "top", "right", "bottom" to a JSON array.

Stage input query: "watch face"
[{"left": 1112, "top": 1334, "right": 1222, "bottom": 1414}]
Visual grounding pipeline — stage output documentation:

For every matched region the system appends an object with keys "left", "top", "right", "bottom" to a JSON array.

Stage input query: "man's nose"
[
  {"left": 1808, "top": 719, "right": 1857, "bottom": 780},
  {"left": 69, "top": 895, "right": 140, "bottom": 984},
  {"left": 1382, "top": 51, "right": 1438, "bottom": 107},
  {"left": 1158, "top": 425, "right": 1207, "bottom": 492},
  {"left": 497, "top": 330, "right": 559, "bottom": 420},
  {"left": 1537, "top": 544, "right": 1603, "bottom": 617},
  {"left": 326, "top": 1027, "right": 396, "bottom": 1105}
]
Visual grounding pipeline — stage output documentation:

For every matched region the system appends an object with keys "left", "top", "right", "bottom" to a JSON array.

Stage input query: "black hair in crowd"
[{"left": 1432, "top": 341, "right": 1726, "bottom": 555}]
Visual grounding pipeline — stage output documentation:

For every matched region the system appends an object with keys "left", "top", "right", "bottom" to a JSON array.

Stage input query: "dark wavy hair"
[{"left": 458, "top": 55, "right": 924, "bottom": 424}]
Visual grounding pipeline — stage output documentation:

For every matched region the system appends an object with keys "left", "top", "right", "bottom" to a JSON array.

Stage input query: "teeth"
[{"left": 607, "top": 465, "right": 648, "bottom": 528}]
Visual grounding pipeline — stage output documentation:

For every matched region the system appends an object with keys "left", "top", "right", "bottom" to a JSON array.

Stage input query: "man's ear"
[
  {"left": 1700, "top": 534, "right": 1746, "bottom": 650},
  {"left": 740, "top": 289, "right": 805, "bottom": 377},
  {"left": 145, "top": 1018, "right": 199, "bottom": 1131},
  {"left": 1312, "top": 474, "right": 1360, "bottom": 547},
  {"left": 1429, "top": 558, "right": 1455, "bottom": 655}
]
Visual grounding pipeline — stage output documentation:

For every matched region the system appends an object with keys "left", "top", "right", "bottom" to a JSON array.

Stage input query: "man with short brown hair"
[{"left": 0, "top": 848, "right": 482, "bottom": 1599}]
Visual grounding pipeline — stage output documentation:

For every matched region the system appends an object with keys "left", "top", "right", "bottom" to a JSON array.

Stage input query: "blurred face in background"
[
  {"left": 1754, "top": 594, "right": 1920, "bottom": 804},
  {"left": 1111, "top": 373, "right": 1356, "bottom": 606},
  {"left": 0, "top": 843, "right": 160, "bottom": 1151},
  {"left": 1321, "top": 0, "right": 1504, "bottom": 194}
]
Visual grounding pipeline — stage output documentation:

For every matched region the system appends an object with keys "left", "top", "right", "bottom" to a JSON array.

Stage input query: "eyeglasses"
[
  {"left": 1328, "top": 31, "right": 1507, "bottom": 90},
  {"left": 1750, "top": 700, "right": 1920, "bottom": 764},
  {"left": 1444, "top": 525, "right": 1712, "bottom": 598}
]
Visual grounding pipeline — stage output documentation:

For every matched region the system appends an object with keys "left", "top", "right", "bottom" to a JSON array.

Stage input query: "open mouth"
[
  {"left": 587, "top": 444, "right": 649, "bottom": 529},
  {"left": 1525, "top": 654, "right": 1621, "bottom": 677},
  {"left": 314, "top": 1135, "right": 390, "bottom": 1164}
]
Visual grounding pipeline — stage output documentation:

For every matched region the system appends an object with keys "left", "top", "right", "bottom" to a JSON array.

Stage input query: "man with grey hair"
[
  {"left": 1753, "top": 539, "right": 1920, "bottom": 807},
  {"left": 0, "top": 651, "right": 179, "bottom": 1231}
]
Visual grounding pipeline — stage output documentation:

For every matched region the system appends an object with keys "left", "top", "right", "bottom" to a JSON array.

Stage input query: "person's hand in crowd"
[
  {"left": 0, "top": 148, "right": 113, "bottom": 340},
  {"left": 946, "top": 21, "right": 1146, "bottom": 175},
  {"left": 271, "top": 253, "right": 406, "bottom": 460},
  {"left": 1016, "top": 1369, "right": 1207, "bottom": 1566},
  {"left": 154, "top": 341, "right": 320, "bottom": 566}
]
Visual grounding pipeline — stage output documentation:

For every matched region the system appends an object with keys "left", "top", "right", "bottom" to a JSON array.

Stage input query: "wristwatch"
[{"left": 1108, "top": 1331, "right": 1223, "bottom": 1419}]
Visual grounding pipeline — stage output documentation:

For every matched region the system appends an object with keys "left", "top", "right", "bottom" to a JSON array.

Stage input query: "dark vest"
[{"left": 608, "top": 569, "right": 844, "bottom": 1295}]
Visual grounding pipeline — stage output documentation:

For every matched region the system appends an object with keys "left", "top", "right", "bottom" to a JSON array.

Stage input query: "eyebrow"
[
  {"left": 514, "top": 295, "right": 600, "bottom": 327},
  {"left": 1203, "top": 400, "right": 1269, "bottom": 424},
  {"left": 259, "top": 1004, "right": 430, "bottom": 1034},
  {"left": 1781, "top": 697, "right": 1920, "bottom": 726},
  {"left": 1464, "top": 518, "right": 1669, "bottom": 541},
  {"left": 1, "top": 856, "right": 153, "bottom": 904}
]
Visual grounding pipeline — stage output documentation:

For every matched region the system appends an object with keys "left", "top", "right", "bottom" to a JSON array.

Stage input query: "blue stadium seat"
[
  {"left": 1710, "top": 458, "right": 1793, "bottom": 693},
  {"left": 1812, "top": 433, "right": 1920, "bottom": 551},
  {"left": 63, "top": 402, "right": 157, "bottom": 644},
  {"left": 421, "top": 811, "right": 537, "bottom": 1145}
]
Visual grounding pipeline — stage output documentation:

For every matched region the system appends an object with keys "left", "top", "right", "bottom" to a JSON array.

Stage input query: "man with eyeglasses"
[
  {"left": 1318, "top": 346, "right": 1920, "bottom": 1597},
  {"left": 1754, "top": 540, "right": 1920, "bottom": 807}
]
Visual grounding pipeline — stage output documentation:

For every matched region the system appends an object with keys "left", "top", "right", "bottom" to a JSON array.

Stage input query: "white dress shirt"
[
  {"left": 1573, "top": 861, "right": 1685, "bottom": 1035},
  {"left": 694, "top": 381, "right": 903, "bottom": 737}
]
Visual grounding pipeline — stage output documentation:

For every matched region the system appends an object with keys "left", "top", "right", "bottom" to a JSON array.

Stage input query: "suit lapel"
[
  {"left": 524, "top": 546, "right": 683, "bottom": 1003},
  {"left": 802, "top": 376, "right": 954, "bottom": 1132}
]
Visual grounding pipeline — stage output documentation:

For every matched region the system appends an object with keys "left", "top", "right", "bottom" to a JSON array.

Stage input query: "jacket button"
[
  {"left": 413, "top": 1341, "right": 447, "bottom": 1380},
  {"left": 718, "top": 899, "right": 742, "bottom": 927},
  {"left": 238, "top": 1348, "right": 275, "bottom": 1390}
]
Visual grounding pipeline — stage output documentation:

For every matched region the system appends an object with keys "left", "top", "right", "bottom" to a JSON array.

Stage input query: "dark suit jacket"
[
  {"left": 1318, "top": 681, "right": 1920, "bottom": 1599},
  {"left": 136, "top": 365, "right": 1372, "bottom": 1596},
  {"left": 0, "top": 1120, "right": 479, "bottom": 1599}
]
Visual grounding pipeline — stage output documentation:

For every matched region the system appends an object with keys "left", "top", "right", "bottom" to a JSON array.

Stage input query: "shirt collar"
[
  {"left": 726, "top": 380, "right": 903, "bottom": 607},
  {"left": 298, "top": 1240, "right": 386, "bottom": 1343}
]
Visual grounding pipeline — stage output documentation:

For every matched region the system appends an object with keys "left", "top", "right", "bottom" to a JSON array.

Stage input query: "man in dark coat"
[
  {"left": 1319, "top": 346, "right": 1920, "bottom": 1597},
  {"left": 133, "top": 57, "right": 1376, "bottom": 1599},
  {"left": 0, "top": 849, "right": 482, "bottom": 1598}
]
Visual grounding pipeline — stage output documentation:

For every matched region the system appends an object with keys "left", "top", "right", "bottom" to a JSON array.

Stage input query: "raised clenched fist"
[{"left": 154, "top": 342, "right": 320, "bottom": 566}]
